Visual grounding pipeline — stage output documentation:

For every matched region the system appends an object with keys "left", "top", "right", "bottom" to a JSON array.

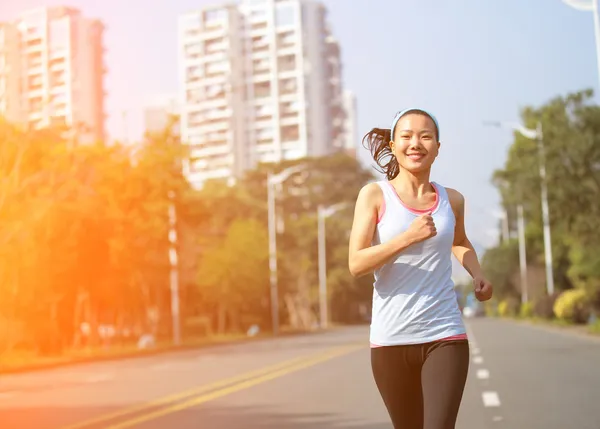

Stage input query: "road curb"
[{"left": 0, "top": 327, "right": 338, "bottom": 376}]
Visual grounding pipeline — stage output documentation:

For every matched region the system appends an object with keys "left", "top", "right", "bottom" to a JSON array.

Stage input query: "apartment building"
[
  {"left": 178, "top": 0, "right": 352, "bottom": 188},
  {"left": 0, "top": 24, "right": 21, "bottom": 123},
  {"left": 0, "top": 7, "right": 106, "bottom": 144}
]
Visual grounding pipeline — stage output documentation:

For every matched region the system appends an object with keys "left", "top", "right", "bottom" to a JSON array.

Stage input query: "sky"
[{"left": 1, "top": 0, "right": 598, "bottom": 279}]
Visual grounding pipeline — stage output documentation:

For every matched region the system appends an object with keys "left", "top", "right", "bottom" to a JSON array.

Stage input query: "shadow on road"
[{"left": 0, "top": 403, "right": 391, "bottom": 429}]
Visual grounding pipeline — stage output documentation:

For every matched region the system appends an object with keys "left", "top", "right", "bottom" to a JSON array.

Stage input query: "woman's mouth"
[{"left": 407, "top": 153, "right": 425, "bottom": 161}]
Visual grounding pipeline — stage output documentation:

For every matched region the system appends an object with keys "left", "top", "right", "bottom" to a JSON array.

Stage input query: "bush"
[
  {"left": 534, "top": 292, "right": 559, "bottom": 320},
  {"left": 519, "top": 301, "right": 534, "bottom": 319},
  {"left": 498, "top": 297, "right": 519, "bottom": 317},
  {"left": 553, "top": 289, "right": 592, "bottom": 324},
  {"left": 484, "top": 301, "right": 497, "bottom": 317}
]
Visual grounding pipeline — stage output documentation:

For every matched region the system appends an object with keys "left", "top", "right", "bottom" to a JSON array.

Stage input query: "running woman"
[{"left": 348, "top": 108, "right": 493, "bottom": 429}]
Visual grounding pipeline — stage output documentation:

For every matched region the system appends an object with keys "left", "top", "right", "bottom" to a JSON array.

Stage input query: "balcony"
[
  {"left": 252, "top": 72, "right": 270, "bottom": 83},
  {"left": 196, "top": 120, "right": 229, "bottom": 133},
  {"left": 279, "top": 113, "right": 299, "bottom": 127},
  {"left": 27, "top": 65, "right": 44, "bottom": 76},
  {"left": 199, "top": 27, "right": 227, "bottom": 41}
]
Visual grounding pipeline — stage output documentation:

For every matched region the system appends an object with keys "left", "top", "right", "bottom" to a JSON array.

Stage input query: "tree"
[
  {"left": 197, "top": 218, "right": 269, "bottom": 334},
  {"left": 489, "top": 89, "right": 600, "bottom": 312}
]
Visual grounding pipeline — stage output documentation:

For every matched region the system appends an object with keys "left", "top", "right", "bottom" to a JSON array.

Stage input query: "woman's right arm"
[{"left": 348, "top": 183, "right": 421, "bottom": 278}]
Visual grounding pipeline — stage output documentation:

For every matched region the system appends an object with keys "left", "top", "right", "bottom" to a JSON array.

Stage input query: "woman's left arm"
[{"left": 447, "top": 188, "right": 493, "bottom": 302}]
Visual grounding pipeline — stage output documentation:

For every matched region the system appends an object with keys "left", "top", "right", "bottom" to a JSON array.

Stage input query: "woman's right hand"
[{"left": 406, "top": 212, "right": 437, "bottom": 243}]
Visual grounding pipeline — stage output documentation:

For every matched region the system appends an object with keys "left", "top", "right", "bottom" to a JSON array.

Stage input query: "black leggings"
[{"left": 371, "top": 339, "right": 470, "bottom": 429}]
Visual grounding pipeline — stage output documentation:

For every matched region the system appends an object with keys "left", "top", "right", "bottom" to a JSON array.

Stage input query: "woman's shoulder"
[
  {"left": 433, "top": 182, "right": 465, "bottom": 213},
  {"left": 358, "top": 180, "right": 385, "bottom": 197},
  {"left": 356, "top": 181, "right": 385, "bottom": 208}
]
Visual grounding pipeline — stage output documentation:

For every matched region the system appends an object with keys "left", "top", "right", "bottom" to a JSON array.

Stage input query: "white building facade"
[{"left": 178, "top": 0, "right": 351, "bottom": 188}]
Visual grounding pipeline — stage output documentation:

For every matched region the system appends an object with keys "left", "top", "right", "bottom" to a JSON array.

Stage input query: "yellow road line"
[
  {"left": 104, "top": 343, "right": 361, "bottom": 429},
  {"left": 60, "top": 342, "right": 362, "bottom": 429}
]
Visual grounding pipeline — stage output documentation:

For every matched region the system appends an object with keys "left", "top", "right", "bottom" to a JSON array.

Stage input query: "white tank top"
[{"left": 369, "top": 180, "right": 466, "bottom": 346}]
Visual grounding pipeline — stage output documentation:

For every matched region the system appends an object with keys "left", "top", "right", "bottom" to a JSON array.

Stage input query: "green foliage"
[
  {"left": 519, "top": 301, "right": 534, "bottom": 319},
  {"left": 487, "top": 89, "right": 600, "bottom": 319},
  {"left": 497, "top": 297, "right": 519, "bottom": 317},
  {"left": 0, "top": 111, "right": 376, "bottom": 359},
  {"left": 553, "top": 289, "right": 592, "bottom": 324},
  {"left": 481, "top": 241, "right": 520, "bottom": 300},
  {"left": 0, "top": 117, "right": 190, "bottom": 354},
  {"left": 197, "top": 218, "right": 270, "bottom": 334},
  {"left": 533, "top": 293, "right": 559, "bottom": 320}
]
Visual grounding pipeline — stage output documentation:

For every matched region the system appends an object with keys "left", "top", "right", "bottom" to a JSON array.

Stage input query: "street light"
[
  {"left": 267, "top": 165, "right": 307, "bottom": 335},
  {"left": 563, "top": 0, "right": 600, "bottom": 91},
  {"left": 168, "top": 190, "right": 181, "bottom": 346},
  {"left": 317, "top": 202, "right": 348, "bottom": 329},
  {"left": 516, "top": 204, "right": 529, "bottom": 304},
  {"left": 484, "top": 120, "right": 555, "bottom": 296}
]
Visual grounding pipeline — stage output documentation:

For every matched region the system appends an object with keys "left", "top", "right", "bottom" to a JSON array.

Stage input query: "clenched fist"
[{"left": 407, "top": 212, "right": 437, "bottom": 243}]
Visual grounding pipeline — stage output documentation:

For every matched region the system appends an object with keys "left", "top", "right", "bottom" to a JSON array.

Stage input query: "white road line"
[
  {"left": 472, "top": 347, "right": 481, "bottom": 355},
  {"left": 473, "top": 356, "right": 484, "bottom": 364},
  {"left": 493, "top": 416, "right": 504, "bottom": 422},
  {"left": 482, "top": 391, "right": 501, "bottom": 407},
  {"left": 476, "top": 369, "right": 490, "bottom": 379}
]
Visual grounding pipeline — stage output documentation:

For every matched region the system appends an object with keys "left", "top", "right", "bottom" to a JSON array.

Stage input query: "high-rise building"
[
  {"left": 178, "top": 0, "right": 349, "bottom": 188},
  {"left": 0, "top": 7, "right": 106, "bottom": 143}
]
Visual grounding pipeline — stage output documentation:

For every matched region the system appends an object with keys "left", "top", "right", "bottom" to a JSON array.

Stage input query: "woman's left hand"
[{"left": 473, "top": 276, "right": 493, "bottom": 301}]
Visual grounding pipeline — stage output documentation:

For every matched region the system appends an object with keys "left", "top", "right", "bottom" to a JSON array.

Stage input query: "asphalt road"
[{"left": 1, "top": 318, "right": 599, "bottom": 429}]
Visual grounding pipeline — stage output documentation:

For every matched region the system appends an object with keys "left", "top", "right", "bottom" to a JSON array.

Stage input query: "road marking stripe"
[
  {"left": 104, "top": 344, "right": 362, "bottom": 429},
  {"left": 473, "top": 356, "right": 484, "bottom": 364},
  {"left": 472, "top": 347, "right": 481, "bottom": 355},
  {"left": 476, "top": 369, "right": 489, "bottom": 380},
  {"left": 59, "top": 342, "right": 361, "bottom": 429},
  {"left": 482, "top": 391, "right": 501, "bottom": 407}
]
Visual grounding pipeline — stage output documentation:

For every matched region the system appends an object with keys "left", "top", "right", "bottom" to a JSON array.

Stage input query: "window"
[
  {"left": 281, "top": 124, "right": 299, "bottom": 142},
  {"left": 187, "top": 89, "right": 202, "bottom": 103},
  {"left": 275, "top": 4, "right": 295, "bottom": 27},
  {"left": 206, "top": 84, "right": 225, "bottom": 98}
]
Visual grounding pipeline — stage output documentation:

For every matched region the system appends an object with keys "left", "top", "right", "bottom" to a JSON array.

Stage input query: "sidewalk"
[{"left": 0, "top": 327, "right": 321, "bottom": 375}]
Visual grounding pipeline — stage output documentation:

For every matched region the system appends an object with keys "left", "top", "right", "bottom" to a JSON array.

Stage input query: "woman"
[{"left": 348, "top": 108, "right": 493, "bottom": 429}]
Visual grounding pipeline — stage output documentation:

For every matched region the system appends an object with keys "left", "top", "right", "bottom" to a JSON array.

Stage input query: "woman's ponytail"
[{"left": 362, "top": 128, "right": 399, "bottom": 180}]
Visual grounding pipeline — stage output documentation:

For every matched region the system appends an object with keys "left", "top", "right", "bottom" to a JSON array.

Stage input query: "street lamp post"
[
  {"left": 168, "top": 191, "right": 181, "bottom": 346},
  {"left": 484, "top": 121, "right": 555, "bottom": 296},
  {"left": 563, "top": 0, "right": 600, "bottom": 91},
  {"left": 317, "top": 202, "right": 348, "bottom": 329},
  {"left": 516, "top": 204, "right": 529, "bottom": 304},
  {"left": 267, "top": 165, "right": 306, "bottom": 335}
]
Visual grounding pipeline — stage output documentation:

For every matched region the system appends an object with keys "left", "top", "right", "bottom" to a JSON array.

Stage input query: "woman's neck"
[{"left": 391, "top": 169, "right": 433, "bottom": 197}]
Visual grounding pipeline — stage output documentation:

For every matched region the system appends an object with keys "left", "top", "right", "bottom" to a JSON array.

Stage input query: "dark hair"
[{"left": 362, "top": 128, "right": 398, "bottom": 180}]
